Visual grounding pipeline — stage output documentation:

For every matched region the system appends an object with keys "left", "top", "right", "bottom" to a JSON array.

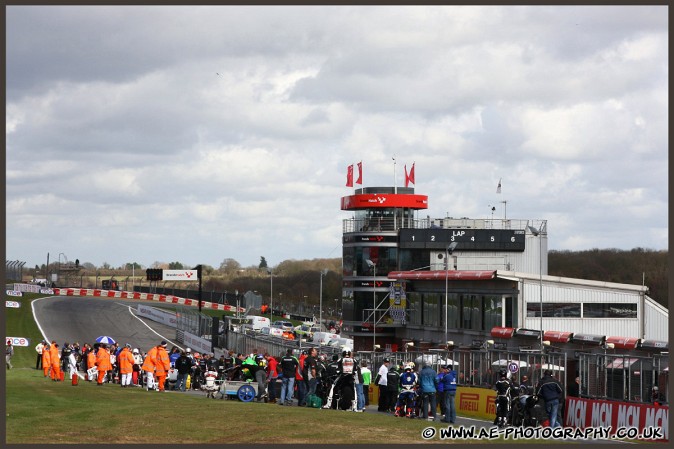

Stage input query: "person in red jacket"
[
  {"left": 118, "top": 344, "right": 135, "bottom": 388},
  {"left": 96, "top": 344, "right": 112, "bottom": 385},
  {"left": 266, "top": 353, "right": 279, "bottom": 403},
  {"left": 296, "top": 351, "right": 307, "bottom": 406},
  {"left": 152, "top": 341, "right": 171, "bottom": 392}
]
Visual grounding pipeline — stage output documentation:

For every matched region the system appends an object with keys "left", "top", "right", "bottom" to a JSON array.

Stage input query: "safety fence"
[
  {"left": 6, "top": 260, "right": 26, "bottom": 282},
  {"left": 577, "top": 352, "right": 668, "bottom": 404},
  {"left": 222, "top": 330, "right": 344, "bottom": 358},
  {"left": 356, "top": 349, "right": 567, "bottom": 393},
  {"left": 199, "top": 321, "right": 669, "bottom": 407},
  {"left": 175, "top": 307, "right": 214, "bottom": 340}
]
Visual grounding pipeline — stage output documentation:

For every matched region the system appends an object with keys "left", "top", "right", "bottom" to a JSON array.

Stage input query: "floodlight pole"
[
  {"left": 319, "top": 269, "right": 327, "bottom": 335},
  {"left": 527, "top": 225, "right": 544, "bottom": 350},
  {"left": 445, "top": 242, "right": 458, "bottom": 348}
]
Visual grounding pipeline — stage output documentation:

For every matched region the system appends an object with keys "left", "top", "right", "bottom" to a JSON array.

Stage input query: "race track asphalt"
[{"left": 32, "top": 295, "right": 182, "bottom": 352}]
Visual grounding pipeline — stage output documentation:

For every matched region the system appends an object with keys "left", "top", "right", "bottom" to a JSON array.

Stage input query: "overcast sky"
[{"left": 6, "top": 5, "right": 668, "bottom": 271}]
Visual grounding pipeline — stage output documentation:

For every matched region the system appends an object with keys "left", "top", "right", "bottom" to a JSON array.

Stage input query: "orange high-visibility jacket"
[
  {"left": 49, "top": 345, "right": 60, "bottom": 366},
  {"left": 142, "top": 347, "right": 157, "bottom": 372},
  {"left": 42, "top": 346, "right": 52, "bottom": 368},
  {"left": 118, "top": 348, "right": 134, "bottom": 374},
  {"left": 96, "top": 348, "right": 112, "bottom": 371},
  {"left": 153, "top": 347, "right": 170, "bottom": 376},
  {"left": 87, "top": 351, "right": 96, "bottom": 369}
]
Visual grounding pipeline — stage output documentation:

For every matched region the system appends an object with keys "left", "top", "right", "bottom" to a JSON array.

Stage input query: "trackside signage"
[
  {"left": 565, "top": 397, "right": 668, "bottom": 441},
  {"left": 162, "top": 270, "right": 198, "bottom": 281},
  {"left": 6, "top": 300, "right": 21, "bottom": 308},
  {"left": 183, "top": 331, "right": 211, "bottom": 354},
  {"left": 6, "top": 290, "right": 22, "bottom": 297},
  {"left": 136, "top": 304, "right": 177, "bottom": 328},
  {"left": 456, "top": 387, "right": 497, "bottom": 420},
  {"left": 6, "top": 337, "right": 31, "bottom": 347}
]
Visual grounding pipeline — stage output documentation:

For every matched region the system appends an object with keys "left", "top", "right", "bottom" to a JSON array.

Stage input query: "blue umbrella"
[{"left": 95, "top": 336, "right": 116, "bottom": 345}]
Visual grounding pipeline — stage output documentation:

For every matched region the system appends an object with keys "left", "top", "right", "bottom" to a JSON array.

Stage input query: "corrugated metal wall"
[
  {"left": 519, "top": 279, "right": 653, "bottom": 338},
  {"left": 644, "top": 297, "right": 669, "bottom": 341}
]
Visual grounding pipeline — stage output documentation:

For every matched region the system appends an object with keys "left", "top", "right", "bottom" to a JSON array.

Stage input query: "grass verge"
[
  {"left": 7, "top": 368, "right": 464, "bottom": 444},
  {"left": 5, "top": 293, "right": 456, "bottom": 444}
]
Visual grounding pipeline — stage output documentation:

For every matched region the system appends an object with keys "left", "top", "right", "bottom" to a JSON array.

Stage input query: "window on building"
[
  {"left": 527, "top": 302, "right": 581, "bottom": 317},
  {"left": 398, "top": 249, "right": 430, "bottom": 272},
  {"left": 583, "top": 303, "right": 637, "bottom": 318},
  {"left": 505, "top": 296, "right": 515, "bottom": 328},
  {"left": 354, "top": 246, "right": 399, "bottom": 276},
  {"left": 483, "top": 295, "right": 502, "bottom": 331},
  {"left": 445, "top": 293, "right": 459, "bottom": 329},
  {"left": 407, "top": 292, "right": 422, "bottom": 325},
  {"left": 342, "top": 247, "right": 355, "bottom": 277},
  {"left": 423, "top": 293, "right": 441, "bottom": 327},
  {"left": 461, "top": 295, "right": 482, "bottom": 331}
]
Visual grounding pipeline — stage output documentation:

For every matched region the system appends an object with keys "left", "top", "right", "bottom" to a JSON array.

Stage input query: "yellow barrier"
[
  {"left": 370, "top": 384, "right": 496, "bottom": 421},
  {"left": 456, "top": 386, "right": 496, "bottom": 420}
]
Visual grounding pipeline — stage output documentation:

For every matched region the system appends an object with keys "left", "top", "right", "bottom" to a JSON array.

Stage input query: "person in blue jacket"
[
  {"left": 418, "top": 363, "right": 438, "bottom": 420},
  {"left": 436, "top": 367, "right": 446, "bottom": 417},
  {"left": 441, "top": 365, "right": 458, "bottom": 424}
]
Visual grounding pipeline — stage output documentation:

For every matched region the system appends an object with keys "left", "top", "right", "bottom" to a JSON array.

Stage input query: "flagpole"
[
  {"left": 393, "top": 155, "right": 397, "bottom": 230},
  {"left": 393, "top": 155, "right": 397, "bottom": 194}
]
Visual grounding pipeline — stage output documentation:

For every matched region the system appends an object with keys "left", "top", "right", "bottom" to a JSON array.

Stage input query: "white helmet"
[
  {"left": 405, "top": 363, "right": 414, "bottom": 371},
  {"left": 186, "top": 348, "right": 191, "bottom": 353}
]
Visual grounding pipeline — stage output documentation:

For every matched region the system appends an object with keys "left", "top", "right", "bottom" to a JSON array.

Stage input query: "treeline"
[
  {"left": 205, "top": 249, "right": 669, "bottom": 310},
  {"left": 548, "top": 248, "right": 668, "bottom": 308},
  {"left": 203, "top": 258, "right": 343, "bottom": 307}
]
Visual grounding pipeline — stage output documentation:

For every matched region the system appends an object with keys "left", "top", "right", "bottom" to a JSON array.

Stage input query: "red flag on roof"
[
  {"left": 346, "top": 164, "right": 354, "bottom": 187},
  {"left": 405, "top": 162, "right": 415, "bottom": 187},
  {"left": 355, "top": 161, "right": 362, "bottom": 185}
]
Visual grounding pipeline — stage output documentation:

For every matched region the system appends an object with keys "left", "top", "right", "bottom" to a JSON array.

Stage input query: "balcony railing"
[{"left": 343, "top": 217, "right": 545, "bottom": 233}]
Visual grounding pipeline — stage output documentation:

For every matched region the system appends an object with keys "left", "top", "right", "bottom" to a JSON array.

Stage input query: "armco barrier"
[
  {"left": 50, "top": 287, "right": 244, "bottom": 313},
  {"left": 565, "top": 396, "right": 668, "bottom": 442}
]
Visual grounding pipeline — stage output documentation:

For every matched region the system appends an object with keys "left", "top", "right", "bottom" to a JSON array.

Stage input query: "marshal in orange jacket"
[
  {"left": 42, "top": 344, "right": 52, "bottom": 377},
  {"left": 142, "top": 346, "right": 157, "bottom": 372},
  {"left": 49, "top": 344, "right": 61, "bottom": 380},
  {"left": 87, "top": 351, "right": 96, "bottom": 369},
  {"left": 118, "top": 347, "right": 134, "bottom": 375},
  {"left": 152, "top": 346, "right": 170, "bottom": 376},
  {"left": 96, "top": 347, "right": 112, "bottom": 371}
]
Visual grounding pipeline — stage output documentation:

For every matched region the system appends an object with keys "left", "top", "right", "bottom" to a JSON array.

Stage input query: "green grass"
[
  {"left": 7, "top": 369, "right": 461, "bottom": 444},
  {"left": 5, "top": 292, "right": 459, "bottom": 444}
]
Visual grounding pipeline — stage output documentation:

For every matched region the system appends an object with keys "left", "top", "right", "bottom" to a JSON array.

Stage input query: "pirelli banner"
[{"left": 456, "top": 387, "right": 496, "bottom": 420}]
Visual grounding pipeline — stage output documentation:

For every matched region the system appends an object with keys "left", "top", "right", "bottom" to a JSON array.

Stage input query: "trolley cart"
[{"left": 217, "top": 379, "right": 258, "bottom": 402}]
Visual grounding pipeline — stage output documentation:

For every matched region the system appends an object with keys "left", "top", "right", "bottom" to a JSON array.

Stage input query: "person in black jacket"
[
  {"left": 174, "top": 351, "right": 192, "bottom": 392},
  {"left": 278, "top": 349, "right": 299, "bottom": 406},
  {"left": 303, "top": 348, "right": 319, "bottom": 397},
  {"left": 536, "top": 370, "right": 564, "bottom": 428},
  {"left": 493, "top": 369, "right": 512, "bottom": 427},
  {"left": 386, "top": 365, "right": 401, "bottom": 413}
]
